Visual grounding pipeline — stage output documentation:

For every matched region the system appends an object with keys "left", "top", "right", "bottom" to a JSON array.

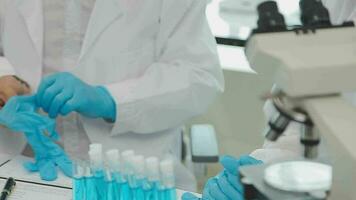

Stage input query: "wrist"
[{"left": 95, "top": 86, "right": 117, "bottom": 121}]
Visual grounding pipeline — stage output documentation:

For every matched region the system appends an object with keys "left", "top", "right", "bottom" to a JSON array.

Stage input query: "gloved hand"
[
  {"left": 36, "top": 72, "right": 116, "bottom": 120},
  {"left": 0, "top": 95, "right": 72, "bottom": 181},
  {"left": 182, "top": 155, "right": 262, "bottom": 200}
]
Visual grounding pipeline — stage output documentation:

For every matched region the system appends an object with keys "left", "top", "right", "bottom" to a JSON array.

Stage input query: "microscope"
[{"left": 239, "top": 0, "right": 356, "bottom": 199}]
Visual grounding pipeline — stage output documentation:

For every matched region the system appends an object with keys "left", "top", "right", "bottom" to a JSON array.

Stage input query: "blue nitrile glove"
[
  {"left": 182, "top": 155, "right": 263, "bottom": 200},
  {"left": 0, "top": 95, "right": 58, "bottom": 140},
  {"left": 0, "top": 95, "right": 72, "bottom": 181},
  {"left": 36, "top": 72, "right": 116, "bottom": 120},
  {"left": 23, "top": 131, "right": 72, "bottom": 181}
]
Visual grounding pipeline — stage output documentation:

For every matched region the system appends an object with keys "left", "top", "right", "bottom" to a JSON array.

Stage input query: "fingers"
[
  {"left": 59, "top": 98, "right": 78, "bottom": 116},
  {"left": 220, "top": 155, "right": 263, "bottom": 176},
  {"left": 39, "top": 84, "right": 62, "bottom": 113},
  {"left": 225, "top": 170, "right": 243, "bottom": 192},
  {"left": 38, "top": 160, "right": 58, "bottom": 181},
  {"left": 36, "top": 73, "right": 81, "bottom": 117},
  {"left": 206, "top": 178, "right": 230, "bottom": 200},
  {"left": 48, "top": 91, "right": 73, "bottom": 118},
  {"left": 238, "top": 155, "right": 263, "bottom": 166},
  {"left": 23, "top": 161, "right": 39, "bottom": 172},
  {"left": 59, "top": 163, "right": 73, "bottom": 178},
  {"left": 216, "top": 170, "right": 241, "bottom": 191},
  {"left": 36, "top": 75, "right": 57, "bottom": 107},
  {"left": 219, "top": 155, "right": 262, "bottom": 195},
  {"left": 55, "top": 156, "right": 73, "bottom": 178},
  {"left": 216, "top": 171, "right": 243, "bottom": 199},
  {"left": 220, "top": 155, "right": 240, "bottom": 176}
]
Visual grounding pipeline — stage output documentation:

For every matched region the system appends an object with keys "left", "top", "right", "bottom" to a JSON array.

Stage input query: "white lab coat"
[
  {"left": 251, "top": 0, "right": 356, "bottom": 163},
  {"left": 0, "top": 0, "right": 224, "bottom": 190}
]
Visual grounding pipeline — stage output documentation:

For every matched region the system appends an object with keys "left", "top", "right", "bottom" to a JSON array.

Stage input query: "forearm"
[
  {"left": 106, "top": 61, "right": 223, "bottom": 134},
  {"left": 105, "top": 0, "right": 224, "bottom": 134}
]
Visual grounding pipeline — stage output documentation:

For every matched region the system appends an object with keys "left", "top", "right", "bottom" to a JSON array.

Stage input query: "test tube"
[
  {"left": 129, "top": 155, "right": 146, "bottom": 200},
  {"left": 84, "top": 163, "right": 98, "bottom": 200},
  {"left": 160, "top": 159, "right": 177, "bottom": 200},
  {"left": 89, "top": 144, "right": 103, "bottom": 171},
  {"left": 89, "top": 144, "right": 106, "bottom": 200},
  {"left": 144, "top": 157, "right": 160, "bottom": 200},
  {"left": 73, "top": 161, "right": 85, "bottom": 200},
  {"left": 105, "top": 149, "right": 120, "bottom": 200},
  {"left": 120, "top": 150, "right": 135, "bottom": 200}
]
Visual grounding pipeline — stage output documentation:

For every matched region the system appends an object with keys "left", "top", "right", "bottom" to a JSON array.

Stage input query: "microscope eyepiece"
[
  {"left": 300, "top": 0, "right": 331, "bottom": 27},
  {"left": 256, "top": 1, "right": 286, "bottom": 32},
  {"left": 257, "top": 1, "right": 278, "bottom": 14}
]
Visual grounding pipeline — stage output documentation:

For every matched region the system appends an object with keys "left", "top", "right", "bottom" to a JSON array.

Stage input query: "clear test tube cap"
[
  {"left": 131, "top": 155, "right": 145, "bottom": 177},
  {"left": 160, "top": 159, "right": 174, "bottom": 175},
  {"left": 89, "top": 148, "right": 103, "bottom": 168},
  {"left": 121, "top": 150, "right": 135, "bottom": 163},
  {"left": 105, "top": 149, "right": 120, "bottom": 170},
  {"left": 121, "top": 150, "right": 135, "bottom": 174},
  {"left": 160, "top": 159, "right": 175, "bottom": 188},
  {"left": 145, "top": 157, "right": 160, "bottom": 181}
]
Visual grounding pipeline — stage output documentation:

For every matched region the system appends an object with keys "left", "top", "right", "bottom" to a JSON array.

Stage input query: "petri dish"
[{"left": 264, "top": 161, "right": 332, "bottom": 192}]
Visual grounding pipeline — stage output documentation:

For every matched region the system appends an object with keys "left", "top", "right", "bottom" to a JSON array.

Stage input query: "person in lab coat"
[
  {"left": 183, "top": 0, "right": 356, "bottom": 199},
  {"left": 0, "top": 0, "right": 224, "bottom": 190}
]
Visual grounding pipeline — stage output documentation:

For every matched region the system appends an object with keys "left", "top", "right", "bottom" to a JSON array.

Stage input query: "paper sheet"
[
  {"left": 0, "top": 178, "right": 72, "bottom": 200},
  {"left": 0, "top": 153, "right": 13, "bottom": 166},
  {"left": 0, "top": 155, "right": 72, "bottom": 188}
]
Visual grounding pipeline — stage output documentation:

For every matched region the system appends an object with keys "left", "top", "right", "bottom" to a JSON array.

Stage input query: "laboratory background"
[
  {"left": 0, "top": 0, "right": 355, "bottom": 199},
  {"left": 189, "top": 0, "right": 310, "bottom": 189}
]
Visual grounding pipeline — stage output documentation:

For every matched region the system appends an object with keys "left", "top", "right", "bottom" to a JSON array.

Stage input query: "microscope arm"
[{"left": 302, "top": 95, "right": 356, "bottom": 199}]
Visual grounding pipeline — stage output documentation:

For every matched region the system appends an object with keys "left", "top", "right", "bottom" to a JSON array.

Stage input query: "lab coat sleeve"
[
  {"left": 106, "top": 0, "right": 224, "bottom": 134},
  {"left": 0, "top": 0, "right": 16, "bottom": 77},
  {"left": 0, "top": 1, "right": 27, "bottom": 156}
]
